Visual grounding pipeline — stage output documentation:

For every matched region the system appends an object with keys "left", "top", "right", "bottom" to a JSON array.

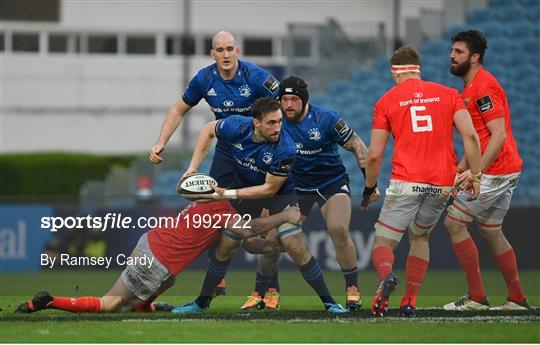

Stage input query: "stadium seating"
[{"left": 302, "top": 0, "right": 540, "bottom": 204}]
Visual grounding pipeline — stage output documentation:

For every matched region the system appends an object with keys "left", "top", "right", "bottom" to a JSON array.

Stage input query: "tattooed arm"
[{"left": 342, "top": 132, "right": 368, "bottom": 170}]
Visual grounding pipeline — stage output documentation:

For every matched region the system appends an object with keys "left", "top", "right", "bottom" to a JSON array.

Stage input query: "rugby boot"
[
  {"left": 345, "top": 285, "right": 362, "bottom": 311},
  {"left": 371, "top": 272, "right": 399, "bottom": 317},
  {"left": 15, "top": 290, "right": 53, "bottom": 313},
  {"left": 152, "top": 302, "right": 174, "bottom": 312},
  {"left": 240, "top": 291, "right": 264, "bottom": 310},
  {"left": 171, "top": 301, "right": 205, "bottom": 314},
  {"left": 490, "top": 299, "right": 530, "bottom": 311},
  {"left": 262, "top": 288, "right": 280, "bottom": 310},
  {"left": 398, "top": 297, "right": 416, "bottom": 317},
  {"left": 324, "top": 303, "right": 348, "bottom": 313},
  {"left": 443, "top": 295, "right": 490, "bottom": 311}
]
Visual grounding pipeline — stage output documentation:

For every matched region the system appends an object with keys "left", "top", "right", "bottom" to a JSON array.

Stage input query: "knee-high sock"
[
  {"left": 49, "top": 297, "right": 101, "bottom": 313},
  {"left": 341, "top": 266, "right": 359, "bottom": 289},
  {"left": 372, "top": 245, "right": 394, "bottom": 280},
  {"left": 400, "top": 256, "right": 429, "bottom": 307},
  {"left": 452, "top": 237, "right": 486, "bottom": 301},
  {"left": 195, "top": 256, "right": 231, "bottom": 308},
  {"left": 254, "top": 272, "right": 273, "bottom": 297},
  {"left": 299, "top": 256, "right": 336, "bottom": 305},
  {"left": 496, "top": 249, "right": 526, "bottom": 303},
  {"left": 267, "top": 271, "right": 280, "bottom": 292}
]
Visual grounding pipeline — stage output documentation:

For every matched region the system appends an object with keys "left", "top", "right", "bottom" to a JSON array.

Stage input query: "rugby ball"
[{"left": 177, "top": 173, "right": 217, "bottom": 198}]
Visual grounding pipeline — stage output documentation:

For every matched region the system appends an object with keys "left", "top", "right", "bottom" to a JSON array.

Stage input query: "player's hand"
[
  {"left": 361, "top": 184, "right": 379, "bottom": 210},
  {"left": 149, "top": 144, "right": 165, "bottom": 164},
  {"left": 454, "top": 169, "right": 472, "bottom": 191},
  {"left": 468, "top": 180, "right": 480, "bottom": 201},
  {"left": 283, "top": 206, "right": 302, "bottom": 226},
  {"left": 181, "top": 167, "right": 198, "bottom": 180}
]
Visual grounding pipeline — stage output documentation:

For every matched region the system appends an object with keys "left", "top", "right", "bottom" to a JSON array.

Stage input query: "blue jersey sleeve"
[
  {"left": 182, "top": 73, "right": 204, "bottom": 107},
  {"left": 325, "top": 111, "right": 354, "bottom": 146},
  {"left": 268, "top": 137, "right": 296, "bottom": 177},
  {"left": 252, "top": 67, "right": 280, "bottom": 98},
  {"left": 215, "top": 115, "right": 249, "bottom": 143}
]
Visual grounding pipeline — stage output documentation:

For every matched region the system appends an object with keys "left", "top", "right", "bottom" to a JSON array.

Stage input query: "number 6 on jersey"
[{"left": 410, "top": 106, "right": 433, "bottom": 132}]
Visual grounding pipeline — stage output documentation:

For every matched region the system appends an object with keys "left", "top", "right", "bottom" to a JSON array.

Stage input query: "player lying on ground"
[{"left": 16, "top": 200, "right": 301, "bottom": 314}]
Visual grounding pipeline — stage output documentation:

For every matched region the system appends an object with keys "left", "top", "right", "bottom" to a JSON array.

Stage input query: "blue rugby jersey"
[
  {"left": 215, "top": 115, "right": 296, "bottom": 194},
  {"left": 182, "top": 60, "right": 279, "bottom": 120},
  {"left": 283, "top": 104, "right": 354, "bottom": 190}
]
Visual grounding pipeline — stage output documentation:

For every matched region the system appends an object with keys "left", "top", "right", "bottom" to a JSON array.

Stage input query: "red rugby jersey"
[
  {"left": 373, "top": 78, "right": 466, "bottom": 186},
  {"left": 147, "top": 200, "right": 238, "bottom": 275},
  {"left": 461, "top": 66, "right": 522, "bottom": 175}
]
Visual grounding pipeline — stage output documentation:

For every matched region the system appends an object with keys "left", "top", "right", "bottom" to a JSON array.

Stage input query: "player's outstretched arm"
[
  {"left": 149, "top": 99, "right": 192, "bottom": 164},
  {"left": 454, "top": 109, "right": 482, "bottom": 197},
  {"left": 183, "top": 121, "right": 218, "bottom": 177},
  {"left": 362, "top": 129, "right": 389, "bottom": 209},
  {"left": 342, "top": 132, "right": 368, "bottom": 171},
  {"left": 235, "top": 173, "right": 288, "bottom": 199},
  {"left": 225, "top": 206, "right": 302, "bottom": 238}
]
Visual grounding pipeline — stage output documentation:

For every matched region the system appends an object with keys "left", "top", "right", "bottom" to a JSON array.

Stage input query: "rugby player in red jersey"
[
  {"left": 16, "top": 200, "right": 301, "bottom": 314},
  {"left": 362, "top": 45, "right": 482, "bottom": 317},
  {"left": 443, "top": 30, "right": 530, "bottom": 311}
]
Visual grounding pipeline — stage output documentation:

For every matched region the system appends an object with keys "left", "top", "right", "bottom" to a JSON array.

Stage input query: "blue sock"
[
  {"left": 299, "top": 256, "right": 336, "bottom": 305},
  {"left": 342, "top": 266, "right": 359, "bottom": 289},
  {"left": 255, "top": 272, "right": 272, "bottom": 297},
  {"left": 268, "top": 271, "right": 280, "bottom": 292},
  {"left": 195, "top": 256, "right": 231, "bottom": 308}
]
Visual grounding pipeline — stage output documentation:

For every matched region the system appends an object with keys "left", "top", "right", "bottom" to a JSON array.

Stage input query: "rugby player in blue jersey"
[
  {"left": 171, "top": 97, "right": 347, "bottom": 314},
  {"left": 241, "top": 76, "right": 377, "bottom": 311},
  {"left": 150, "top": 30, "right": 279, "bottom": 185},
  {"left": 149, "top": 31, "right": 279, "bottom": 295}
]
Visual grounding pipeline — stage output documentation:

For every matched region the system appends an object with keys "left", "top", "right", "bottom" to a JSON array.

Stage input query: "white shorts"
[
  {"left": 447, "top": 172, "right": 520, "bottom": 229},
  {"left": 375, "top": 180, "right": 452, "bottom": 241},
  {"left": 120, "top": 233, "right": 171, "bottom": 301}
]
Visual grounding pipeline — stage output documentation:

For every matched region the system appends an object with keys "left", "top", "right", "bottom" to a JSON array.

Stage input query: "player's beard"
[
  {"left": 284, "top": 108, "right": 303, "bottom": 122},
  {"left": 450, "top": 58, "right": 472, "bottom": 77}
]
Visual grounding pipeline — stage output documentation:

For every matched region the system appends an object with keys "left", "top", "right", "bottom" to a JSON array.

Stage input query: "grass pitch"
[{"left": 1, "top": 269, "right": 539, "bottom": 343}]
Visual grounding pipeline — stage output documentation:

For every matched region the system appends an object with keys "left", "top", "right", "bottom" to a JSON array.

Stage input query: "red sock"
[
  {"left": 50, "top": 297, "right": 101, "bottom": 313},
  {"left": 400, "top": 256, "right": 429, "bottom": 307},
  {"left": 452, "top": 237, "right": 486, "bottom": 302},
  {"left": 496, "top": 249, "right": 526, "bottom": 303},
  {"left": 372, "top": 245, "right": 394, "bottom": 280},
  {"left": 134, "top": 302, "right": 155, "bottom": 312}
]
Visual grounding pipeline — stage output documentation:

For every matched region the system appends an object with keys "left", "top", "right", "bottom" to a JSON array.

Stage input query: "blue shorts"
[
  {"left": 296, "top": 176, "right": 350, "bottom": 216},
  {"left": 222, "top": 192, "right": 301, "bottom": 241},
  {"left": 230, "top": 191, "right": 298, "bottom": 218}
]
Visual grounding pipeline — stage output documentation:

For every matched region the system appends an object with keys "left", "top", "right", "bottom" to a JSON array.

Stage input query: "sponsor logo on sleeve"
[
  {"left": 476, "top": 95, "right": 493, "bottom": 113},
  {"left": 263, "top": 75, "right": 280, "bottom": 93},
  {"left": 274, "top": 157, "right": 295, "bottom": 175},
  {"left": 334, "top": 119, "right": 352, "bottom": 138}
]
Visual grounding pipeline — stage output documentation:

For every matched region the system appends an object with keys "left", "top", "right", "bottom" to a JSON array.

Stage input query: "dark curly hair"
[{"left": 451, "top": 30, "right": 488, "bottom": 64}]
